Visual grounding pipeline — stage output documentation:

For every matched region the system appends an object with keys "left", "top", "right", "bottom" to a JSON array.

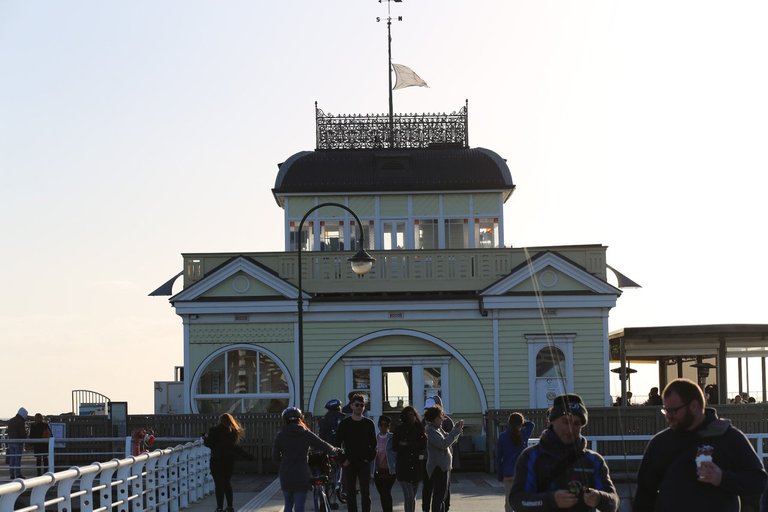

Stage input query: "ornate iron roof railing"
[{"left": 315, "top": 101, "right": 468, "bottom": 150}]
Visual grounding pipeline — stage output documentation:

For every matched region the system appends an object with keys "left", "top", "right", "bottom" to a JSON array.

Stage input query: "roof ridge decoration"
[{"left": 315, "top": 100, "right": 469, "bottom": 150}]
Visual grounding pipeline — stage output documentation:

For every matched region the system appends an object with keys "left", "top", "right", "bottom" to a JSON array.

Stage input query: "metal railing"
[{"left": 0, "top": 439, "right": 211, "bottom": 512}]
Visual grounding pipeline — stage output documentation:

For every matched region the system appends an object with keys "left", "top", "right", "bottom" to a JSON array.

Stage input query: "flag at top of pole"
[{"left": 392, "top": 63, "right": 429, "bottom": 90}]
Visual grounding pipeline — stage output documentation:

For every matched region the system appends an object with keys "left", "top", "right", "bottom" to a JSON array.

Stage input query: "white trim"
[
  {"left": 183, "top": 317, "right": 191, "bottom": 413},
  {"left": 188, "top": 343, "right": 294, "bottom": 413},
  {"left": 492, "top": 313, "right": 500, "bottom": 409},
  {"left": 526, "top": 334, "right": 576, "bottom": 408},
  {"left": 343, "top": 357, "right": 451, "bottom": 416},
  {"left": 602, "top": 311, "right": 612, "bottom": 406},
  {"left": 497, "top": 194, "right": 505, "bottom": 248},
  {"left": 307, "top": 329, "right": 488, "bottom": 416}
]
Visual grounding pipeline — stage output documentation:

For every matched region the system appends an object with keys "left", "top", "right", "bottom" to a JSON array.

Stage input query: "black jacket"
[
  {"left": 634, "top": 408, "right": 767, "bottom": 512},
  {"left": 203, "top": 424, "right": 240, "bottom": 463},
  {"left": 392, "top": 421, "right": 427, "bottom": 483}
]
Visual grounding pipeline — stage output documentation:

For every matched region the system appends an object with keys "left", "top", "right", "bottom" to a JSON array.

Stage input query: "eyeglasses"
[
  {"left": 660, "top": 402, "right": 689, "bottom": 416},
  {"left": 353, "top": 403, "right": 365, "bottom": 408}
]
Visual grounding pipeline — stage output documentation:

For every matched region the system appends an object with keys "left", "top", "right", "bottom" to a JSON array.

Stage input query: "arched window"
[
  {"left": 193, "top": 347, "right": 290, "bottom": 414},
  {"left": 536, "top": 346, "right": 566, "bottom": 378}
]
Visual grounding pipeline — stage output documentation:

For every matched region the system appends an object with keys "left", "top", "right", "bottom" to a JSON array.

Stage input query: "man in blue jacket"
[
  {"left": 634, "top": 378, "right": 767, "bottom": 512},
  {"left": 509, "top": 394, "right": 618, "bottom": 512}
]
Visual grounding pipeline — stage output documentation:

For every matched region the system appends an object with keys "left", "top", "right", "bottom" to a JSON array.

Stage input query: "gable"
[
  {"left": 481, "top": 251, "right": 620, "bottom": 297},
  {"left": 200, "top": 271, "right": 287, "bottom": 299},
  {"left": 170, "top": 256, "right": 304, "bottom": 303}
]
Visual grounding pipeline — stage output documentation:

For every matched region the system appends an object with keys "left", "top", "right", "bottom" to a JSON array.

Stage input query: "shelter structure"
[
  {"left": 610, "top": 324, "right": 768, "bottom": 404},
  {"left": 152, "top": 104, "right": 631, "bottom": 452}
]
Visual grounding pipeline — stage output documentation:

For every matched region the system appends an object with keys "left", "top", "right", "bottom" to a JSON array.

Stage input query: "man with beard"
[{"left": 634, "top": 378, "right": 767, "bottom": 512}]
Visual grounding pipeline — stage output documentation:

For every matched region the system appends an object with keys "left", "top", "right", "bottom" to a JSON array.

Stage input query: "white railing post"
[
  {"left": 48, "top": 437, "right": 55, "bottom": 473},
  {"left": 145, "top": 453, "right": 161, "bottom": 512},
  {"left": 115, "top": 461, "right": 133, "bottom": 512},
  {"left": 156, "top": 449, "right": 171, "bottom": 512},
  {"left": 0, "top": 483, "right": 25, "bottom": 512},
  {"left": 167, "top": 449, "right": 181, "bottom": 512},
  {"left": 98, "top": 463, "right": 118, "bottom": 512},
  {"left": 177, "top": 446, "right": 189, "bottom": 509},
  {"left": 29, "top": 475, "right": 57, "bottom": 512},
  {"left": 78, "top": 465, "right": 100, "bottom": 512}
]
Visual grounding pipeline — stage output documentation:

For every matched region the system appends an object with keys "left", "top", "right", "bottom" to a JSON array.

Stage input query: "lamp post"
[{"left": 296, "top": 202, "right": 375, "bottom": 411}]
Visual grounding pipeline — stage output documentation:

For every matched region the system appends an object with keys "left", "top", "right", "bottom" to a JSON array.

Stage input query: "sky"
[{"left": 1, "top": 1, "right": 767, "bottom": 417}]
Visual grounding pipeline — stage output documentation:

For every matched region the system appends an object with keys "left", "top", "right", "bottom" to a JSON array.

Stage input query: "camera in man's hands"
[{"left": 568, "top": 480, "right": 585, "bottom": 498}]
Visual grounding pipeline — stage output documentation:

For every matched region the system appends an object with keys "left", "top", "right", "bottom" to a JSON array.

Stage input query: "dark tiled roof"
[{"left": 273, "top": 146, "right": 514, "bottom": 195}]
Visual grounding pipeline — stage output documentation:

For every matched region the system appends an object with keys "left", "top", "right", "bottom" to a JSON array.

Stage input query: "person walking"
[
  {"left": 634, "top": 378, "right": 767, "bottom": 512},
  {"left": 336, "top": 393, "right": 377, "bottom": 512},
  {"left": 421, "top": 396, "right": 454, "bottom": 512},
  {"left": 392, "top": 406, "right": 427, "bottom": 512},
  {"left": 6, "top": 407, "right": 28, "bottom": 479},
  {"left": 203, "top": 413, "right": 245, "bottom": 512},
  {"left": 424, "top": 405, "right": 463, "bottom": 512},
  {"left": 509, "top": 394, "right": 618, "bottom": 512},
  {"left": 273, "top": 406, "right": 339, "bottom": 512},
  {"left": 496, "top": 413, "right": 534, "bottom": 512},
  {"left": 373, "top": 415, "right": 396, "bottom": 512},
  {"left": 28, "top": 413, "right": 52, "bottom": 476}
]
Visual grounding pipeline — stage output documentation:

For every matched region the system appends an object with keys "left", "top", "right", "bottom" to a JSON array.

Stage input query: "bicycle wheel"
[
  {"left": 313, "top": 485, "right": 330, "bottom": 512},
  {"left": 313, "top": 485, "right": 323, "bottom": 512}
]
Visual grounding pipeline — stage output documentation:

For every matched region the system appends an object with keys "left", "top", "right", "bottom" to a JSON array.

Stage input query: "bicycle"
[
  {"left": 310, "top": 472, "right": 334, "bottom": 512},
  {"left": 308, "top": 450, "right": 342, "bottom": 511}
]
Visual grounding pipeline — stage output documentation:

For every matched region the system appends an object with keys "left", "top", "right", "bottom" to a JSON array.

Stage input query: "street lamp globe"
[{"left": 349, "top": 249, "right": 376, "bottom": 276}]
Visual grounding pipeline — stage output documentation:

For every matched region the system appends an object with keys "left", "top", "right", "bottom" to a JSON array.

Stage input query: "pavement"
[{"left": 186, "top": 472, "right": 638, "bottom": 512}]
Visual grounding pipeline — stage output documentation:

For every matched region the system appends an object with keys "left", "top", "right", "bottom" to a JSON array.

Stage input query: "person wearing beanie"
[
  {"left": 509, "top": 395, "right": 619, "bottom": 512},
  {"left": 6, "top": 407, "right": 29, "bottom": 479}
]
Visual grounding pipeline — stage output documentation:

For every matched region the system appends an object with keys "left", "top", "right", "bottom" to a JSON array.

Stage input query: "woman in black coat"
[
  {"left": 392, "top": 406, "right": 427, "bottom": 512},
  {"left": 203, "top": 413, "right": 245, "bottom": 512}
]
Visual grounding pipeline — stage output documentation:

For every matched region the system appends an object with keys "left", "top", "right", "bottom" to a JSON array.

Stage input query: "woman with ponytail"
[{"left": 496, "top": 412, "right": 534, "bottom": 512}]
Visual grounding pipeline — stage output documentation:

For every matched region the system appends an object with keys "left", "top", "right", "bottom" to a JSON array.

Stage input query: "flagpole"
[{"left": 387, "top": 10, "right": 394, "bottom": 148}]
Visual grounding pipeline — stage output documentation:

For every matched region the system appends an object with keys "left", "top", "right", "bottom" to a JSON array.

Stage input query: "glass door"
[{"left": 381, "top": 367, "right": 412, "bottom": 415}]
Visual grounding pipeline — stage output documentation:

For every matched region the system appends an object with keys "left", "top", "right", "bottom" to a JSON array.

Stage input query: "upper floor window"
[
  {"left": 320, "top": 220, "right": 345, "bottom": 251},
  {"left": 444, "top": 219, "right": 469, "bottom": 249},
  {"left": 415, "top": 219, "right": 439, "bottom": 250},
  {"left": 350, "top": 220, "right": 375, "bottom": 250},
  {"left": 476, "top": 218, "right": 499, "bottom": 248},
  {"left": 289, "top": 221, "right": 314, "bottom": 251}
]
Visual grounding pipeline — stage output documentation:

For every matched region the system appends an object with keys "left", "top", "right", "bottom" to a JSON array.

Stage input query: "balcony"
[{"left": 182, "top": 245, "right": 607, "bottom": 295}]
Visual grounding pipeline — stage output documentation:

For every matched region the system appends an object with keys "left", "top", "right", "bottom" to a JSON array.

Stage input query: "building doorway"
[{"left": 382, "top": 367, "right": 412, "bottom": 415}]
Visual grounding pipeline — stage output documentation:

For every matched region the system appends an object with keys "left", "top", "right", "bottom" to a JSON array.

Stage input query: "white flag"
[{"left": 392, "top": 63, "right": 429, "bottom": 90}]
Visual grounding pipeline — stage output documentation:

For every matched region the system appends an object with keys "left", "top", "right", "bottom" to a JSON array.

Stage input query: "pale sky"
[{"left": 2, "top": 1, "right": 766, "bottom": 417}]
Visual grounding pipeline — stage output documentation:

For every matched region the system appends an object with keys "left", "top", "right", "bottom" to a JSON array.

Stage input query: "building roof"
[{"left": 272, "top": 146, "right": 514, "bottom": 203}]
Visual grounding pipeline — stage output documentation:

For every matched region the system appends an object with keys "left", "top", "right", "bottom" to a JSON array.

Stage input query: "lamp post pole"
[{"left": 296, "top": 202, "right": 375, "bottom": 412}]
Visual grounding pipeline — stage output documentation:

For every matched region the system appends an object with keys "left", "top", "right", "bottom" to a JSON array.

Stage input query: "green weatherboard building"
[{"left": 153, "top": 105, "right": 623, "bottom": 441}]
